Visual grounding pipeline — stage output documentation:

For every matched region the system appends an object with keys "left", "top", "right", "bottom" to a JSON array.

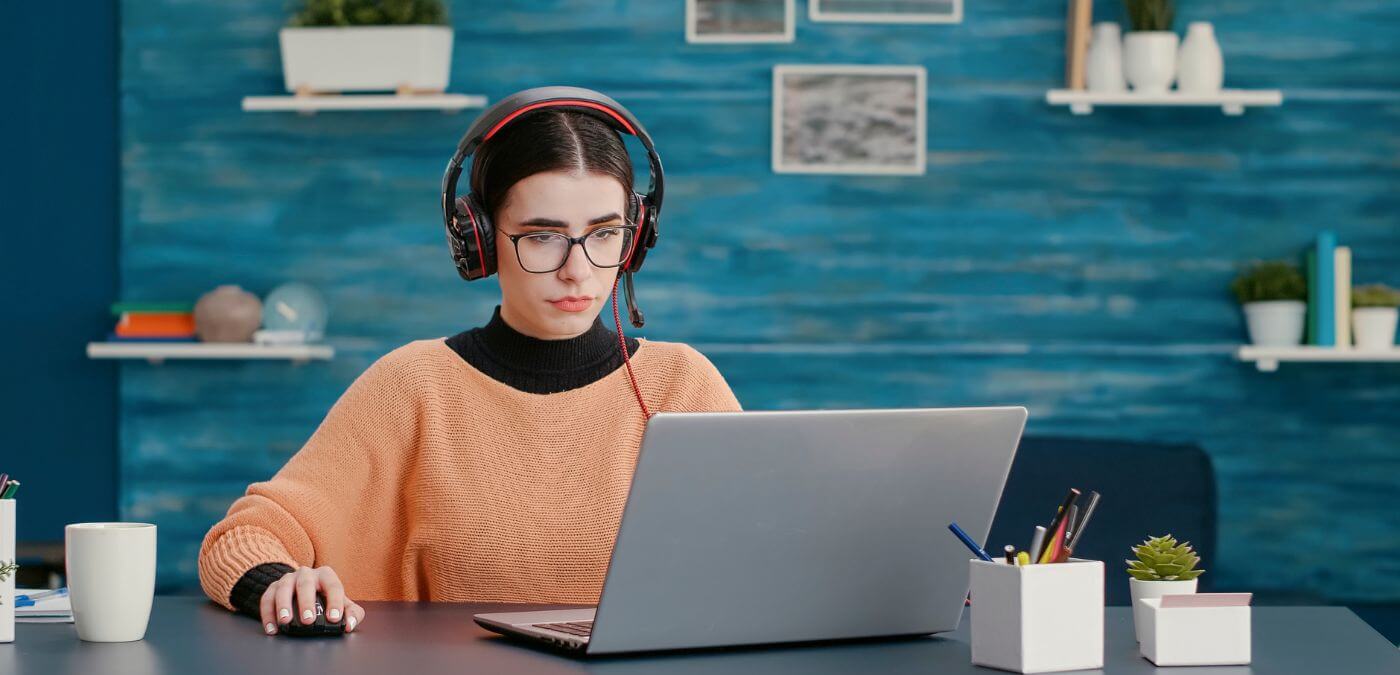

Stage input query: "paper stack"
[{"left": 15, "top": 587, "right": 72, "bottom": 623}]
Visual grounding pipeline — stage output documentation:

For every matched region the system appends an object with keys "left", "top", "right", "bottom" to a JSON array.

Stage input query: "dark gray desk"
[{"left": 5, "top": 597, "right": 1396, "bottom": 674}]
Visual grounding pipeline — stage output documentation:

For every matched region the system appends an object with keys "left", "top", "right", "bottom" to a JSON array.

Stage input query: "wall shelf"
[
  {"left": 86, "top": 341, "right": 334, "bottom": 365},
  {"left": 241, "top": 93, "right": 487, "bottom": 114},
  {"left": 1046, "top": 89, "right": 1283, "bottom": 115},
  {"left": 1236, "top": 345, "right": 1400, "bottom": 372}
]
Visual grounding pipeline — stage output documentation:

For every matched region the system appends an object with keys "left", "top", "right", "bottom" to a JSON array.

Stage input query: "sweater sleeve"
[
  {"left": 667, "top": 344, "right": 743, "bottom": 413},
  {"left": 197, "top": 350, "right": 420, "bottom": 612}
]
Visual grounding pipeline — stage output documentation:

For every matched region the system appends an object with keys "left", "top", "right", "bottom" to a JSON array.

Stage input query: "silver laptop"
[{"left": 474, "top": 406, "right": 1027, "bottom": 655}]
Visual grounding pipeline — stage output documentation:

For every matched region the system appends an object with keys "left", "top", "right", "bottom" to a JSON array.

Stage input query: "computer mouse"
[{"left": 279, "top": 592, "right": 347, "bottom": 637}]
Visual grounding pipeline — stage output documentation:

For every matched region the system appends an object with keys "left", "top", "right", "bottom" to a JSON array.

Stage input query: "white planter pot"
[
  {"left": 279, "top": 26, "right": 453, "bottom": 94},
  {"left": 1352, "top": 307, "right": 1398, "bottom": 350},
  {"left": 1178, "top": 22, "right": 1224, "bottom": 93},
  {"left": 1241, "top": 300, "right": 1306, "bottom": 347},
  {"left": 1123, "top": 31, "right": 1179, "bottom": 94},
  {"left": 1130, "top": 578, "right": 1197, "bottom": 643},
  {"left": 1086, "top": 22, "right": 1126, "bottom": 93}
]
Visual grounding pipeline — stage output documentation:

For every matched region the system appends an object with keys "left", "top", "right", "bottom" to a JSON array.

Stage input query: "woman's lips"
[{"left": 549, "top": 297, "right": 593, "bottom": 313}]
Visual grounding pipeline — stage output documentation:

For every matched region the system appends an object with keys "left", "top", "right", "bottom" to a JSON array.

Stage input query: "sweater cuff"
[
  {"left": 229, "top": 562, "right": 297, "bottom": 619},
  {"left": 198, "top": 525, "right": 300, "bottom": 612}
]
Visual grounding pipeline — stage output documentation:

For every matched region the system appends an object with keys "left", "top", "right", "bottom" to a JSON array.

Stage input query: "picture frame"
[
  {"left": 771, "top": 64, "right": 927, "bottom": 176},
  {"left": 809, "top": 0, "right": 963, "bottom": 24},
  {"left": 687, "top": 0, "right": 795, "bottom": 44}
]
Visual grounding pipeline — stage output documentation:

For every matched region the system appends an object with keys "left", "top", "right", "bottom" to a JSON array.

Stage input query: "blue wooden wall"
[{"left": 118, "top": 0, "right": 1399, "bottom": 602}]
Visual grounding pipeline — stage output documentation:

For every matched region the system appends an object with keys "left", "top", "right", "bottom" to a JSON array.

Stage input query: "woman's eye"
[{"left": 592, "top": 229, "right": 617, "bottom": 240}]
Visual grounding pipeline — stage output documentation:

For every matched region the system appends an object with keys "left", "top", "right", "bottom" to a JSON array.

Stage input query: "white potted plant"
[
  {"left": 1122, "top": 0, "right": 1177, "bottom": 93},
  {"left": 1351, "top": 284, "right": 1400, "bottom": 350},
  {"left": 1230, "top": 261, "right": 1308, "bottom": 347},
  {"left": 1127, "top": 534, "right": 1203, "bottom": 643},
  {"left": 280, "top": 0, "right": 453, "bottom": 95}
]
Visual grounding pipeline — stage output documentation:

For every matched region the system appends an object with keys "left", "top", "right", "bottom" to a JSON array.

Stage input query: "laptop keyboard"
[{"left": 532, "top": 620, "right": 593, "bottom": 637}]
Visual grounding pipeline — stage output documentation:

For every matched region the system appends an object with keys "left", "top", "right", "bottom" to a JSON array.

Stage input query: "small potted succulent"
[
  {"left": 279, "top": 0, "right": 453, "bottom": 95},
  {"left": 1127, "top": 535, "right": 1204, "bottom": 643},
  {"left": 1122, "top": 0, "right": 1178, "bottom": 93},
  {"left": 1351, "top": 284, "right": 1400, "bottom": 350},
  {"left": 1230, "top": 260, "right": 1308, "bottom": 347}
]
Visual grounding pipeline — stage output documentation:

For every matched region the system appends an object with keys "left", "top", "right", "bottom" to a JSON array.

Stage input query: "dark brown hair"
[{"left": 469, "top": 110, "right": 634, "bottom": 222}]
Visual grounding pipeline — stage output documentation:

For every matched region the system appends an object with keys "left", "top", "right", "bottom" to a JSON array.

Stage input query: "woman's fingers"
[
  {"left": 273, "top": 573, "right": 296, "bottom": 625},
  {"left": 258, "top": 584, "right": 279, "bottom": 635},
  {"left": 295, "top": 566, "right": 319, "bottom": 624},
  {"left": 320, "top": 567, "right": 346, "bottom": 623},
  {"left": 345, "top": 600, "right": 365, "bottom": 632}
]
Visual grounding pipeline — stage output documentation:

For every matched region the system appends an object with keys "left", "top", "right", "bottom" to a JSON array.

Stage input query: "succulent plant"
[
  {"left": 1353, "top": 284, "right": 1400, "bottom": 308},
  {"left": 1230, "top": 260, "right": 1307, "bottom": 304},
  {"left": 1127, "top": 534, "right": 1204, "bottom": 582},
  {"left": 1123, "top": 0, "right": 1175, "bottom": 32},
  {"left": 288, "top": 0, "right": 448, "bottom": 27}
]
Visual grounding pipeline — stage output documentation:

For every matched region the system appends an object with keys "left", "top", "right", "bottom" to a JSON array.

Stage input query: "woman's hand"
[{"left": 259, "top": 565, "right": 365, "bottom": 635}]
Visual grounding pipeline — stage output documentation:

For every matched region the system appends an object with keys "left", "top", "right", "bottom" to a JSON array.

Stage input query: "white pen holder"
[
  {"left": 1, "top": 499, "right": 14, "bottom": 643},
  {"left": 969, "top": 558, "right": 1104, "bottom": 674},
  {"left": 1139, "top": 597, "right": 1251, "bottom": 666}
]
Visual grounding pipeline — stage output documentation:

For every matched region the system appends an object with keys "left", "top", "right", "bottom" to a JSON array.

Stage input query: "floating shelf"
[
  {"left": 1046, "top": 89, "right": 1283, "bottom": 115},
  {"left": 241, "top": 93, "right": 488, "bottom": 114},
  {"left": 1236, "top": 345, "right": 1400, "bottom": 372},
  {"left": 86, "top": 342, "right": 334, "bottom": 365}
]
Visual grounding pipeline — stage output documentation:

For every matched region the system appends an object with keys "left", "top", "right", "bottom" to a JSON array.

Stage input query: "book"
[
  {"left": 115, "top": 312, "right": 196, "bottom": 337},
  {"left": 105, "top": 333, "right": 199, "bottom": 343},
  {"left": 110, "top": 301, "right": 194, "bottom": 315},
  {"left": 1334, "top": 246, "right": 1352, "bottom": 348},
  {"left": 1305, "top": 250, "right": 1316, "bottom": 344},
  {"left": 1314, "top": 231, "right": 1337, "bottom": 346},
  {"left": 1065, "top": 0, "right": 1093, "bottom": 89}
]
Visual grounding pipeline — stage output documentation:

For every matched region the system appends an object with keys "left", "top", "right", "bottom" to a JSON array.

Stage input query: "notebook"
[{"left": 14, "top": 587, "right": 73, "bottom": 623}]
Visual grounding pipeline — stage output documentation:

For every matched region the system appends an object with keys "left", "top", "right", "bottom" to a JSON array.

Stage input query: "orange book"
[{"left": 115, "top": 312, "right": 196, "bottom": 337}]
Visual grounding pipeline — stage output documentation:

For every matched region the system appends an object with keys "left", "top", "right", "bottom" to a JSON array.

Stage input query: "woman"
[{"left": 196, "top": 91, "right": 742, "bottom": 637}]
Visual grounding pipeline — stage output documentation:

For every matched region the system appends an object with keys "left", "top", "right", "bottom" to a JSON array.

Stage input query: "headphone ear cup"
[
  {"left": 624, "top": 192, "right": 656, "bottom": 273},
  {"left": 451, "top": 194, "right": 496, "bottom": 280}
]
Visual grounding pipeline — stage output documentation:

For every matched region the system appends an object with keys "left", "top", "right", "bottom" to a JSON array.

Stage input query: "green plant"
[
  {"left": 1353, "top": 284, "right": 1400, "bottom": 308},
  {"left": 1230, "top": 260, "right": 1307, "bottom": 304},
  {"left": 0, "top": 559, "right": 16, "bottom": 606},
  {"left": 1127, "top": 534, "right": 1204, "bottom": 582},
  {"left": 1123, "top": 0, "right": 1176, "bottom": 32},
  {"left": 288, "top": 0, "right": 448, "bottom": 27}
]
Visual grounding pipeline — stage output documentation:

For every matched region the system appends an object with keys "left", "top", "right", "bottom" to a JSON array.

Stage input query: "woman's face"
[{"left": 494, "top": 170, "right": 630, "bottom": 340}]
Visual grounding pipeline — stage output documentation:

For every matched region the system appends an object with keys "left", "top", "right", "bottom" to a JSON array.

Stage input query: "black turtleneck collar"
[{"left": 444, "top": 305, "right": 640, "bottom": 394}]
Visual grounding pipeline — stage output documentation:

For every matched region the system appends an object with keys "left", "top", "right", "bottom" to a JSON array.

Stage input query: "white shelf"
[
  {"left": 1236, "top": 345, "right": 1400, "bottom": 372},
  {"left": 241, "top": 93, "right": 488, "bottom": 114},
  {"left": 86, "top": 341, "right": 334, "bottom": 365},
  {"left": 1046, "top": 89, "right": 1283, "bottom": 116}
]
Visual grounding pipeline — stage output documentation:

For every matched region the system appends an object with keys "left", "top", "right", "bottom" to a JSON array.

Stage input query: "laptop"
[{"left": 473, "top": 406, "right": 1027, "bottom": 655}]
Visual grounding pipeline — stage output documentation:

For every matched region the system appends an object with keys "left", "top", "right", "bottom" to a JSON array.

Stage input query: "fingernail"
[
  {"left": 278, "top": 608, "right": 290, "bottom": 622},
  {"left": 347, "top": 616, "right": 357, "bottom": 632},
  {"left": 265, "top": 622, "right": 277, "bottom": 635},
  {"left": 302, "top": 609, "right": 314, "bottom": 622},
  {"left": 328, "top": 608, "right": 341, "bottom": 621}
]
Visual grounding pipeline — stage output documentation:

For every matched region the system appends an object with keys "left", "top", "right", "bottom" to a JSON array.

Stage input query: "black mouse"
[{"left": 279, "top": 592, "right": 347, "bottom": 637}]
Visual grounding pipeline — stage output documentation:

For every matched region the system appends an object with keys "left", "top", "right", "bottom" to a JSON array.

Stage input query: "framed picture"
[
  {"left": 810, "top": 0, "right": 962, "bottom": 24},
  {"left": 771, "top": 64, "right": 927, "bottom": 176},
  {"left": 687, "top": 0, "right": 795, "bottom": 44}
]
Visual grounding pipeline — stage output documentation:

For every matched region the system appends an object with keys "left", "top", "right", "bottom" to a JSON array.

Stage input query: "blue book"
[
  {"left": 105, "top": 333, "right": 198, "bottom": 343},
  {"left": 1314, "top": 231, "right": 1337, "bottom": 346}
]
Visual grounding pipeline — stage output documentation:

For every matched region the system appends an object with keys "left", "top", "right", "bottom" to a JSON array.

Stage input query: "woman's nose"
[{"left": 558, "top": 241, "right": 594, "bottom": 280}]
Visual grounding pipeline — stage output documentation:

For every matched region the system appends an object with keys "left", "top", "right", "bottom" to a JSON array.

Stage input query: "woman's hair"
[{"left": 470, "top": 110, "right": 635, "bottom": 222}]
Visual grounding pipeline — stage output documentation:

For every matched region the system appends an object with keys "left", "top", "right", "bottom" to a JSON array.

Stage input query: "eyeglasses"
[{"left": 499, "top": 225, "right": 638, "bottom": 274}]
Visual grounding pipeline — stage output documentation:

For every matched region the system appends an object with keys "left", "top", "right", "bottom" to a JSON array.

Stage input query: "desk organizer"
[
  {"left": 969, "top": 558, "right": 1104, "bottom": 673},
  {"left": 1138, "top": 594, "right": 1252, "bottom": 666},
  {"left": 1, "top": 499, "right": 14, "bottom": 643}
]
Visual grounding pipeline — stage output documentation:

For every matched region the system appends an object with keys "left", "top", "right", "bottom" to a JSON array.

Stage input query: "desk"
[{"left": 5, "top": 597, "right": 1397, "bottom": 674}]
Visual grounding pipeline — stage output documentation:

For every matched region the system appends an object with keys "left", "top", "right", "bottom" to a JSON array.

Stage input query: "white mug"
[{"left": 65, "top": 522, "right": 157, "bottom": 642}]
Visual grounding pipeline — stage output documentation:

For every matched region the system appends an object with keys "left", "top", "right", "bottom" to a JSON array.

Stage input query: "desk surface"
[{"left": 5, "top": 597, "right": 1397, "bottom": 674}]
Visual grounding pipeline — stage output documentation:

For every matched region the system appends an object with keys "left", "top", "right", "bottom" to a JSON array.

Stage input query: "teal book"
[
  {"left": 1315, "top": 231, "right": 1337, "bottom": 346},
  {"left": 1305, "top": 250, "right": 1316, "bottom": 345}
]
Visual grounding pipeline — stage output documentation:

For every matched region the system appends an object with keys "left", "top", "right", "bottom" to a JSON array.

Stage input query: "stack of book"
[
  {"left": 109, "top": 301, "right": 196, "bottom": 342},
  {"left": 1304, "top": 230, "right": 1352, "bottom": 348}
]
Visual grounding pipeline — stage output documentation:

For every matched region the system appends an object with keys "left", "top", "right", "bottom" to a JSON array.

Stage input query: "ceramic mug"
[{"left": 65, "top": 522, "right": 157, "bottom": 642}]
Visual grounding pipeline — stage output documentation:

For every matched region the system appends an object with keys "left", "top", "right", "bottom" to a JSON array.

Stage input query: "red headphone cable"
[{"left": 611, "top": 274, "right": 652, "bottom": 420}]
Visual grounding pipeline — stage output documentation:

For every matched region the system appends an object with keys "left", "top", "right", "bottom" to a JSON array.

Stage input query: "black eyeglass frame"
[{"left": 497, "top": 224, "right": 641, "bottom": 274}]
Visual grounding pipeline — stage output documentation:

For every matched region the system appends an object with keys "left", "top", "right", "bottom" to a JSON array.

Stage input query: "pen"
[
  {"left": 1003, "top": 545, "right": 1016, "bottom": 564},
  {"left": 1037, "top": 488, "right": 1081, "bottom": 563},
  {"left": 0, "top": 474, "right": 9, "bottom": 494},
  {"left": 1066, "top": 491, "right": 1100, "bottom": 551},
  {"left": 1, "top": 480, "right": 18, "bottom": 499},
  {"left": 947, "top": 522, "right": 994, "bottom": 562},
  {"left": 1028, "top": 526, "right": 1047, "bottom": 565},
  {"left": 1016, "top": 551, "right": 1030, "bottom": 566}
]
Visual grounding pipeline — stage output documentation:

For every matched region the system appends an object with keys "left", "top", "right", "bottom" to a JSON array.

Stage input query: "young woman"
[{"left": 196, "top": 92, "right": 741, "bottom": 636}]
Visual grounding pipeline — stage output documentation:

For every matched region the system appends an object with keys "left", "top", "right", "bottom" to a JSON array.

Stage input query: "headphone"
[{"left": 441, "top": 86, "right": 665, "bottom": 329}]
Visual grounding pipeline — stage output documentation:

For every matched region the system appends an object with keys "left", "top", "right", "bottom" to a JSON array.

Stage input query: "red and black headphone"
[{"left": 441, "top": 86, "right": 664, "bottom": 329}]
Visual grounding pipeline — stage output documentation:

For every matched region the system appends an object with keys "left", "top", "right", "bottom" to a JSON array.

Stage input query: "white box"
[
  {"left": 969, "top": 558, "right": 1104, "bottom": 673},
  {"left": 1, "top": 499, "right": 14, "bottom": 643},
  {"left": 279, "top": 26, "right": 454, "bottom": 94},
  {"left": 1139, "top": 597, "right": 1252, "bottom": 666}
]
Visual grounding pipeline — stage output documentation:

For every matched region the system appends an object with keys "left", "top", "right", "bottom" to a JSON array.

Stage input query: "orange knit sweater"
[{"left": 197, "top": 337, "right": 741, "bottom": 611}]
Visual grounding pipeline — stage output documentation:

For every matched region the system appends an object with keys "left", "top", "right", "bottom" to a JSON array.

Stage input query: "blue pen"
[{"left": 948, "top": 522, "right": 995, "bottom": 562}]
